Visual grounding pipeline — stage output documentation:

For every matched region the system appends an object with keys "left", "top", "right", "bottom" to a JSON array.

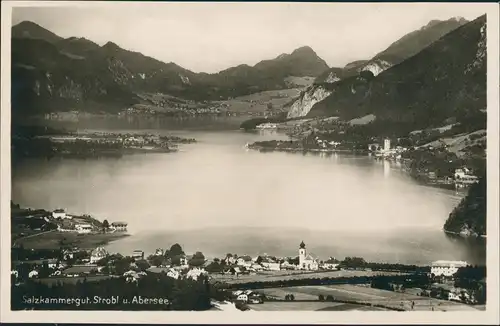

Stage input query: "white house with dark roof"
[
  {"left": 298, "top": 241, "right": 319, "bottom": 270},
  {"left": 431, "top": 260, "right": 468, "bottom": 277},
  {"left": 90, "top": 247, "right": 108, "bottom": 264},
  {"left": 52, "top": 209, "right": 68, "bottom": 219},
  {"left": 236, "top": 255, "right": 253, "bottom": 267},
  {"left": 76, "top": 223, "right": 92, "bottom": 234},
  {"left": 111, "top": 221, "right": 128, "bottom": 232}
]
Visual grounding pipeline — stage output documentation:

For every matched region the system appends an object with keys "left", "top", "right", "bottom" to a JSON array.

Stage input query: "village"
[{"left": 10, "top": 204, "right": 485, "bottom": 312}]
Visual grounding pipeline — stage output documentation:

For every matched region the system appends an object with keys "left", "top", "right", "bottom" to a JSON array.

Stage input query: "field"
[
  {"left": 137, "top": 88, "right": 302, "bottom": 114},
  {"left": 210, "top": 269, "right": 407, "bottom": 284},
  {"left": 14, "top": 231, "right": 129, "bottom": 250},
  {"left": 36, "top": 275, "right": 116, "bottom": 285},
  {"left": 255, "top": 285, "right": 481, "bottom": 312},
  {"left": 216, "top": 89, "right": 301, "bottom": 113}
]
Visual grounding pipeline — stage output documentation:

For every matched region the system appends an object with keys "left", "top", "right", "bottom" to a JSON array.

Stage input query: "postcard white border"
[{"left": 1, "top": 1, "right": 499, "bottom": 324}]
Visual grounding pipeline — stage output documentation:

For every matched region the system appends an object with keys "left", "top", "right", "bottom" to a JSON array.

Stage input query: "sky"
[{"left": 11, "top": 2, "right": 487, "bottom": 73}]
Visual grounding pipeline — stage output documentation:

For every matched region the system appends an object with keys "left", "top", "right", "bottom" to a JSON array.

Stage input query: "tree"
[
  {"left": 205, "top": 262, "right": 223, "bottom": 274},
  {"left": 326, "top": 295, "right": 334, "bottom": 302},
  {"left": 340, "top": 256, "right": 367, "bottom": 269},
  {"left": 168, "top": 244, "right": 185, "bottom": 258},
  {"left": 188, "top": 251, "right": 205, "bottom": 267},
  {"left": 135, "top": 259, "right": 151, "bottom": 272},
  {"left": 318, "top": 294, "right": 325, "bottom": 301},
  {"left": 255, "top": 256, "right": 264, "bottom": 264},
  {"left": 148, "top": 255, "right": 165, "bottom": 267},
  {"left": 102, "top": 220, "right": 109, "bottom": 231}
]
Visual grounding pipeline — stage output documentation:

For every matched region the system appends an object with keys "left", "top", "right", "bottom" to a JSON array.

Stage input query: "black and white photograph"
[{"left": 1, "top": 1, "right": 499, "bottom": 324}]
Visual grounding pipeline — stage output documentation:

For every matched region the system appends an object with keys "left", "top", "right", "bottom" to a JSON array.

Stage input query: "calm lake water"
[{"left": 12, "top": 116, "right": 486, "bottom": 265}]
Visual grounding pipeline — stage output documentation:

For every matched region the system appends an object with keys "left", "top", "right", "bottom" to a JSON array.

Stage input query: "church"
[{"left": 298, "top": 241, "right": 319, "bottom": 270}]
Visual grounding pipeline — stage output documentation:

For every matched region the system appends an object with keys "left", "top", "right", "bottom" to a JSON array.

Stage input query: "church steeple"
[{"left": 299, "top": 241, "right": 306, "bottom": 249}]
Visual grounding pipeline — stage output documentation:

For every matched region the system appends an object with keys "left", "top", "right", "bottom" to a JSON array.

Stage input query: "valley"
[{"left": 8, "top": 5, "right": 490, "bottom": 315}]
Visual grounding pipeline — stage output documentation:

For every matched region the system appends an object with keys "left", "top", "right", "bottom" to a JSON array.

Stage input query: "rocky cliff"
[
  {"left": 286, "top": 85, "right": 333, "bottom": 118},
  {"left": 287, "top": 17, "right": 469, "bottom": 118}
]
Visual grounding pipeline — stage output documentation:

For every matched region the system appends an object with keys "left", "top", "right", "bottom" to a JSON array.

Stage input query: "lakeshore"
[
  {"left": 12, "top": 129, "right": 197, "bottom": 159},
  {"left": 11, "top": 203, "right": 130, "bottom": 249}
]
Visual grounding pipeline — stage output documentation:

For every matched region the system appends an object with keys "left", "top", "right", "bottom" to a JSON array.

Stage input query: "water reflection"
[{"left": 384, "top": 159, "right": 391, "bottom": 178}]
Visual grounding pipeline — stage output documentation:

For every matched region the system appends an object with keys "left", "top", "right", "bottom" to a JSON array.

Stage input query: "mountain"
[
  {"left": 288, "top": 17, "right": 470, "bottom": 118},
  {"left": 11, "top": 21, "right": 329, "bottom": 116},
  {"left": 11, "top": 21, "right": 62, "bottom": 43},
  {"left": 308, "top": 15, "right": 486, "bottom": 131},
  {"left": 254, "top": 46, "right": 329, "bottom": 77}
]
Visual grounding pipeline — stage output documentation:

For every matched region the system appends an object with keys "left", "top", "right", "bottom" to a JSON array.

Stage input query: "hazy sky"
[{"left": 11, "top": 2, "right": 486, "bottom": 73}]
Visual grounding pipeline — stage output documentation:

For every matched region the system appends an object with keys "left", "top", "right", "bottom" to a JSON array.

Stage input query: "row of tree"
[{"left": 11, "top": 273, "right": 212, "bottom": 310}]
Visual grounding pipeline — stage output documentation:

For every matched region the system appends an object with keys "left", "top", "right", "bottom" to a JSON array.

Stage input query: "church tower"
[{"left": 299, "top": 241, "right": 306, "bottom": 267}]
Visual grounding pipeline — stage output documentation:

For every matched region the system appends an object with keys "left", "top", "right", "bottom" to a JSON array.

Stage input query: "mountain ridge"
[
  {"left": 287, "top": 16, "right": 472, "bottom": 118},
  {"left": 308, "top": 15, "right": 486, "bottom": 131},
  {"left": 11, "top": 20, "right": 330, "bottom": 115}
]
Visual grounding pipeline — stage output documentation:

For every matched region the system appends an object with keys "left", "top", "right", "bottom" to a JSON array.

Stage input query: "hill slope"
[
  {"left": 11, "top": 22, "right": 328, "bottom": 116},
  {"left": 444, "top": 175, "right": 486, "bottom": 236},
  {"left": 288, "top": 17, "right": 470, "bottom": 118}
]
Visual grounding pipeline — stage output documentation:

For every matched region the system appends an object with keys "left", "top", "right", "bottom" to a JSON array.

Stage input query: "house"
[
  {"left": 123, "top": 270, "right": 146, "bottom": 283},
  {"left": 154, "top": 248, "right": 164, "bottom": 256},
  {"left": 132, "top": 250, "right": 144, "bottom": 259},
  {"left": 76, "top": 223, "right": 92, "bottom": 234},
  {"left": 186, "top": 268, "right": 207, "bottom": 281},
  {"left": 250, "top": 263, "right": 263, "bottom": 271},
  {"left": 90, "top": 247, "right": 108, "bottom": 264},
  {"left": 261, "top": 261, "right": 281, "bottom": 271},
  {"left": 111, "top": 221, "right": 128, "bottom": 232},
  {"left": 237, "top": 255, "right": 253, "bottom": 267},
  {"left": 249, "top": 296, "right": 263, "bottom": 304},
  {"left": 52, "top": 209, "right": 67, "bottom": 219},
  {"left": 28, "top": 270, "right": 39, "bottom": 278},
  {"left": 233, "top": 290, "right": 244, "bottom": 297},
  {"left": 448, "top": 288, "right": 471, "bottom": 302},
  {"left": 62, "top": 249, "right": 75, "bottom": 260},
  {"left": 179, "top": 256, "right": 188, "bottom": 266},
  {"left": 166, "top": 269, "right": 180, "bottom": 279},
  {"left": 224, "top": 255, "right": 236, "bottom": 265},
  {"left": 281, "top": 261, "right": 296, "bottom": 270},
  {"left": 236, "top": 294, "right": 249, "bottom": 302},
  {"left": 298, "top": 241, "right": 319, "bottom": 270},
  {"left": 431, "top": 260, "right": 468, "bottom": 277},
  {"left": 322, "top": 257, "right": 339, "bottom": 270}
]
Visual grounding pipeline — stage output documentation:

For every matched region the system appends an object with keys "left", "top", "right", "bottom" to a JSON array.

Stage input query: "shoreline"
[
  {"left": 11, "top": 204, "right": 131, "bottom": 251},
  {"left": 246, "top": 144, "right": 469, "bottom": 192},
  {"left": 443, "top": 229, "right": 486, "bottom": 239},
  {"left": 246, "top": 144, "right": 368, "bottom": 155}
]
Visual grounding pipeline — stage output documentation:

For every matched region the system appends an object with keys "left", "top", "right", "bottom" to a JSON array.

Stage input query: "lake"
[{"left": 11, "top": 116, "right": 486, "bottom": 265}]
